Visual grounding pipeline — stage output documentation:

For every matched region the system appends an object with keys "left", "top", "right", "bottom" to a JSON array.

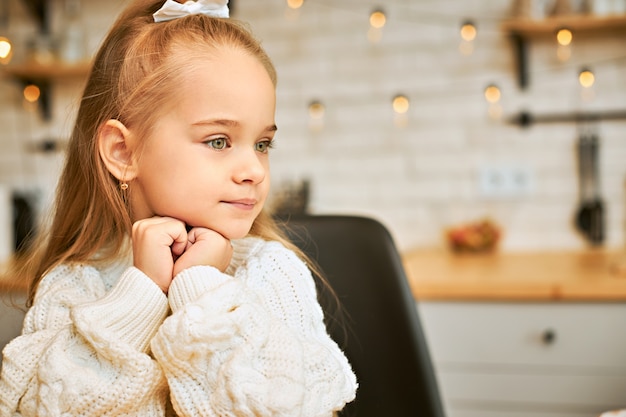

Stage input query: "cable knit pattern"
[
  {"left": 0, "top": 237, "right": 357, "bottom": 416},
  {"left": 0, "top": 262, "right": 170, "bottom": 416}
]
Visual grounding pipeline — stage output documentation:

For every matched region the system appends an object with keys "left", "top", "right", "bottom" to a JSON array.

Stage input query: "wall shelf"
[
  {"left": 507, "top": 109, "right": 626, "bottom": 127},
  {"left": 4, "top": 61, "right": 91, "bottom": 80},
  {"left": 4, "top": 0, "right": 90, "bottom": 120},
  {"left": 502, "top": 14, "right": 626, "bottom": 35},
  {"left": 2, "top": 61, "right": 91, "bottom": 119},
  {"left": 501, "top": 14, "right": 626, "bottom": 89}
]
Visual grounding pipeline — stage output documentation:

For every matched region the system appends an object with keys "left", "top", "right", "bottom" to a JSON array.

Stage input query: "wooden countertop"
[
  {"left": 402, "top": 248, "right": 626, "bottom": 301},
  {"left": 4, "top": 250, "right": 626, "bottom": 301},
  {"left": 0, "top": 261, "right": 28, "bottom": 293}
]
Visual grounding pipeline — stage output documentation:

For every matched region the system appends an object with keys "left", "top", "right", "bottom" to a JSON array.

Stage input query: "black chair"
[{"left": 279, "top": 215, "right": 446, "bottom": 417}]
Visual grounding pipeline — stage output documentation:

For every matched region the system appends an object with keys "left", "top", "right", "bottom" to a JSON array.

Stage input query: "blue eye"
[
  {"left": 206, "top": 137, "right": 227, "bottom": 150},
  {"left": 255, "top": 140, "right": 274, "bottom": 153}
]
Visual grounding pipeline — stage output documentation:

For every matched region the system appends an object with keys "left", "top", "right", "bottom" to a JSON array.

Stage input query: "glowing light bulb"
[
  {"left": 0, "top": 37, "right": 11, "bottom": 58},
  {"left": 556, "top": 28, "right": 572, "bottom": 46},
  {"left": 459, "top": 20, "right": 477, "bottom": 56},
  {"left": 287, "top": 0, "right": 303, "bottom": 9},
  {"left": 460, "top": 20, "right": 477, "bottom": 42},
  {"left": 392, "top": 95, "right": 409, "bottom": 114},
  {"left": 579, "top": 68, "right": 594, "bottom": 88},
  {"left": 0, "top": 36, "right": 12, "bottom": 64},
  {"left": 370, "top": 9, "right": 386, "bottom": 29},
  {"left": 308, "top": 100, "right": 325, "bottom": 131},
  {"left": 24, "top": 85, "right": 41, "bottom": 103},
  {"left": 308, "top": 100, "right": 325, "bottom": 119},
  {"left": 484, "top": 85, "right": 501, "bottom": 104}
]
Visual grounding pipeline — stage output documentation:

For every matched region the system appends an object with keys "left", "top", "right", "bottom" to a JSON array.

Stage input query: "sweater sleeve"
[
  {"left": 0, "top": 264, "right": 170, "bottom": 416},
  {"left": 151, "top": 239, "right": 357, "bottom": 417}
]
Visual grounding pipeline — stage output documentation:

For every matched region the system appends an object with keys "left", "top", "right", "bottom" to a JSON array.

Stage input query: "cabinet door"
[
  {"left": 417, "top": 302, "right": 626, "bottom": 417},
  {"left": 418, "top": 302, "right": 626, "bottom": 368}
]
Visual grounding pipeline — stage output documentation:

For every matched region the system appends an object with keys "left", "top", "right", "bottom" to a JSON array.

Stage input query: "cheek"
[
  {"left": 260, "top": 172, "right": 271, "bottom": 201},
  {"left": 139, "top": 140, "right": 190, "bottom": 183},
  {"left": 134, "top": 151, "right": 191, "bottom": 207},
  {"left": 140, "top": 161, "right": 178, "bottom": 193}
]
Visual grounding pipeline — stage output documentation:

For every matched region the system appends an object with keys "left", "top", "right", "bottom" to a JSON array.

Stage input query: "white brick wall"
[{"left": 0, "top": 0, "right": 624, "bottom": 252}]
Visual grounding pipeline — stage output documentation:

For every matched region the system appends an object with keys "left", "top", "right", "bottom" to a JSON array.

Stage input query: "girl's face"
[{"left": 129, "top": 46, "right": 276, "bottom": 240}]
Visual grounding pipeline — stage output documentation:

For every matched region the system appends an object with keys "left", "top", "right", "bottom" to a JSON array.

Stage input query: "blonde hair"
[{"left": 18, "top": 0, "right": 305, "bottom": 306}]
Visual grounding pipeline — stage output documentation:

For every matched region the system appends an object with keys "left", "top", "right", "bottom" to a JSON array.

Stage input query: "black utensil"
[
  {"left": 575, "top": 132, "right": 592, "bottom": 234},
  {"left": 587, "top": 132, "right": 604, "bottom": 245},
  {"left": 574, "top": 128, "right": 604, "bottom": 245}
]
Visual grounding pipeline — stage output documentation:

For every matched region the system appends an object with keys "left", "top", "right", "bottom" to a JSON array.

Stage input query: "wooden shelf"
[
  {"left": 3, "top": 0, "right": 92, "bottom": 120},
  {"left": 2, "top": 60, "right": 91, "bottom": 120},
  {"left": 3, "top": 60, "right": 91, "bottom": 80},
  {"left": 502, "top": 14, "right": 626, "bottom": 89},
  {"left": 502, "top": 14, "right": 626, "bottom": 36}
]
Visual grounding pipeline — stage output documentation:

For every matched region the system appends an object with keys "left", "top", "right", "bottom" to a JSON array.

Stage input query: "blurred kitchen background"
[
  {"left": 0, "top": 0, "right": 625, "bottom": 258},
  {"left": 2, "top": 2, "right": 626, "bottom": 416}
]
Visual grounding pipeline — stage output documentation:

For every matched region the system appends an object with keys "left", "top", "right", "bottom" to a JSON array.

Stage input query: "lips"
[{"left": 222, "top": 198, "right": 257, "bottom": 210}]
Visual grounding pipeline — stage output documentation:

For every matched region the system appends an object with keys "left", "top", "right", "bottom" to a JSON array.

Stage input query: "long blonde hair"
[{"left": 18, "top": 0, "right": 306, "bottom": 306}]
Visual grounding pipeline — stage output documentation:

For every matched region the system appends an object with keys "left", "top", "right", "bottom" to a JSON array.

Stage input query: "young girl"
[{"left": 0, "top": 0, "right": 357, "bottom": 415}]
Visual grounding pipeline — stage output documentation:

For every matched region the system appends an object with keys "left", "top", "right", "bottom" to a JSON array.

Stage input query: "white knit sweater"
[{"left": 0, "top": 237, "right": 357, "bottom": 416}]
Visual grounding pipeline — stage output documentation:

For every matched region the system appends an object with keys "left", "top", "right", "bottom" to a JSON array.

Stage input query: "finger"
[
  {"left": 134, "top": 216, "right": 188, "bottom": 253},
  {"left": 187, "top": 227, "right": 229, "bottom": 244},
  {"left": 170, "top": 225, "right": 189, "bottom": 256},
  {"left": 173, "top": 227, "right": 233, "bottom": 274}
]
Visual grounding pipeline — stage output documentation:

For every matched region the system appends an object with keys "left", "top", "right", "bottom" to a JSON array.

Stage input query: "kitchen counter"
[
  {"left": 3, "top": 250, "right": 626, "bottom": 301},
  {"left": 402, "top": 248, "right": 626, "bottom": 301},
  {"left": 0, "top": 261, "right": 28, "bottom": 293}
]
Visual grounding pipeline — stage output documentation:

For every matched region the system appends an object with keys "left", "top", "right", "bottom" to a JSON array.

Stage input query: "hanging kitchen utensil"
[
  {"left": 587, "top": 131, "right": 604, "bottom": 245},
  {"left": 575, "top": 129, "right": 592, "bottom": 235},
  {"left": 574, "top": 125, "right": 604, "bottom": 245}
]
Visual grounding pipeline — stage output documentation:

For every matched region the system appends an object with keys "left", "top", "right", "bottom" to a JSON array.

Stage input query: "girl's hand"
[
  {"left": 132, "top": 216, "right": 188, "bottom": 293},
  {"left": 173, "top": 227, "right": 233, "bottom": 277},
  {"left": 132, "top": 217, "right": 233, "bottom": 293}
]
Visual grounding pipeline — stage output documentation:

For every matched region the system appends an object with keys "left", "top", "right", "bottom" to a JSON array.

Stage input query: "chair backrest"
[{"left": 280, "top": 215, "right": 445, "bottom": 417}]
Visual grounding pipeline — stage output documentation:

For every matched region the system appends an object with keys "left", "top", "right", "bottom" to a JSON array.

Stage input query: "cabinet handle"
[{"left": 542, "top": 328, "right": 556, "bottom": 345}]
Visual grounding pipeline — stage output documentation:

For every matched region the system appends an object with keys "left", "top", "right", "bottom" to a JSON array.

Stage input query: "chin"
[{"left": 217, "top": 223, "right": 255, "bottom": 240}]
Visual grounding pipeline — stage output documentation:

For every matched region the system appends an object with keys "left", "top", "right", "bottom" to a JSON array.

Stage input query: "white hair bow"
[{"left": 153, "top": 0, "right": 229, "bottom": 22}]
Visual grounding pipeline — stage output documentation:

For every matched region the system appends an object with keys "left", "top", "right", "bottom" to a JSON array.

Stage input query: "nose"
[{"left": 232, "top": 147, "right": 267, "bottom": 184}]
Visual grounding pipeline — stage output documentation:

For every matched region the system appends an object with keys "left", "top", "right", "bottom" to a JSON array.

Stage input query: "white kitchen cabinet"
[{"left": 417, "top": 301, "right": 626, "bottom": 417}]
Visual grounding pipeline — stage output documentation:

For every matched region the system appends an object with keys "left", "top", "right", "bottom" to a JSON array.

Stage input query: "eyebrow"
[{"left": 193, "top": 119, "right": 278, "bottom": 133}]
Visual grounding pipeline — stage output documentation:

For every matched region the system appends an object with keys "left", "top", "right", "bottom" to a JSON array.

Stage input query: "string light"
[
  {"left": 459, "top": 20, "right": 476, "bottom": 56},
  {"left": 484, "top": 84, "right": 502, "bottom": 120},
  {"left": 369, "top": 8, "right": 386, "bottom": 29},
  {"left": 484, "top": 84, "right": 501, "bottom": 103},
  {"left": 287, "top": 0, "right": 303, "bottom": 9},
  {"left": 391, "top": 94, "right": 409, "bottom": 128},
  {"left": 6, "top": 3, "right": 618, "bottom": 127},
  {"left": 23, "top": 84, "right": 40, "bottom": 103},
  {"left": 0, "top": 0, "right": 11, "bottom": 66},
  {"left": 367, "top": 8, "right": 386, "bottom": 43},
  {"left": 0, "top": 36, "right": 12, "bottom": 65},
  {"left": 555, "top": 27, "right": 573, "bottom": 61},
  {"left": 556, "top": 28, "right": 572, "bottom": 46},
  {"left": 308, "top": 100, "right": 325, "bottom": 131},
  {"left": 308, "top": 100, "right": 325, "bottom": 118},
  {"left": 579, "top": 67, "right": 594, "bottom": 88},
  {"left": 392, "top": 94, "right": 409, "bottom": 114},
  {"left": 460, "top": 20, "right": 477, "bottom": 42}
]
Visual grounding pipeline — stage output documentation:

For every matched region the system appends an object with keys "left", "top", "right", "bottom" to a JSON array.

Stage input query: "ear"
[{"left": 98, "top": 119, "right": 138, "bottom": 182}]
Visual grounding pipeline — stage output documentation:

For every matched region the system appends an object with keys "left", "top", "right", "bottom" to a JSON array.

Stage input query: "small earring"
[{"left": 120, "top": 182, "right": 129, "bottom": 190}]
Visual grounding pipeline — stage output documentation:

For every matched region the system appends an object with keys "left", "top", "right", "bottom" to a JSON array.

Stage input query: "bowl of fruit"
[{"left": 445, "top": 218, "right": 501, "bottom": 253}]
